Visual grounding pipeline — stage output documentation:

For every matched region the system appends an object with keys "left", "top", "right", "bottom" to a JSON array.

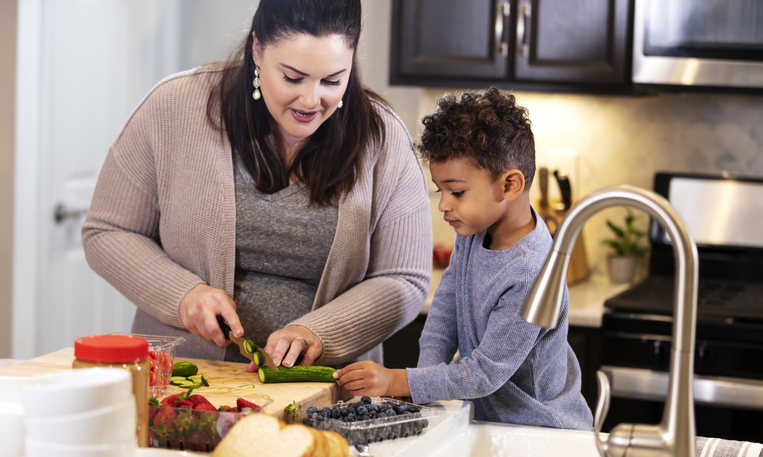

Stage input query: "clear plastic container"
[
  {"left": 148, "top": 387, "right": 272, "bottom": 452},
  {"left": 299, "top": 397, "right": 442, "bottom": 446},
  {"left": 111, "top": 333, "right": 185, "bottom": 387}
]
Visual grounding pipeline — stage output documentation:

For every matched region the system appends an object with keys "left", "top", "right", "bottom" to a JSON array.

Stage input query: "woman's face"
[{"left": 253, "top": 33, "right": 354, "bottom": 152}]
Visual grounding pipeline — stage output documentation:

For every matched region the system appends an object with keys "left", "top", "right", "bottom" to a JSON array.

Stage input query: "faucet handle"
[{"left": 594, "top": 370, "right": 611, "bottom": 457}]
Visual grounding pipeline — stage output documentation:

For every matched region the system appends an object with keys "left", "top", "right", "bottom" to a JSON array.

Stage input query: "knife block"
[{"left": 536, "top": 202, "right": 590, "bottom": 285}]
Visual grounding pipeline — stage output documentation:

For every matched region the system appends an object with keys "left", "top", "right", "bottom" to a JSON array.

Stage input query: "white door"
[
  {"left": 15, "top": 0, "right": 183, "bottom": 358},
  {"left": 14, "top": 0, "right": 256, "bottom": 359}
]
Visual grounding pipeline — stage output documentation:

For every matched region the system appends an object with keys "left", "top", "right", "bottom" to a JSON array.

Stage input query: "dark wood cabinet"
[
  {"left": 392, "top": 0, "right": 510, "bottom": 80},
  {"left": 390, "top": 0, "right": 633, "bottom": 92},
  {"left": 567, "top": 325, "right": 602, "bottom": 412}
]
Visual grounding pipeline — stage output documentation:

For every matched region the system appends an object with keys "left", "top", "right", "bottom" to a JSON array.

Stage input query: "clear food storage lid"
[
  {"left": 299, "top": 397, "right": 442, "bottom": 446},
  {"left": 111, "top": 333, "right": 185, "bottom": 352}
]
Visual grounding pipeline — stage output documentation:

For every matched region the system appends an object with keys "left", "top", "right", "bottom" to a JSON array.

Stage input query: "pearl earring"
[
  {"left": 337, "top": 100, "right": 344, "bottom": 109},
  {"left": 252, "top": 65, "right": 261, "bottom": 100}
]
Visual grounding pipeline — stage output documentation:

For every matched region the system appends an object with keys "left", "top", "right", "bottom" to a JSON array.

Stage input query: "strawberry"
[
  {"left": 194, "top": 403, "right": 217, "bottom": 411},
  {"left": 173, "top": 409, "right": 195, "bottom": 435},
  {"left": 185, "top": 430, "right": 211, "bottom": 452},
  {"left": 161, "top": 388, "right": 194, "bottom": 407},
  {"left": 218, "top": 405, "right": 237, "bottom": 412},
  {"left": 176, "top": 400, "right": 193, "bottom": 408},
  {"left": 160, "top": 352, "right": 173, "bottom": 377},
  {"left": 237, "top": 398, "right": 260, "bottom": 411},
  {"left": 149, "top": 405, "right": 160, "bottom": 422},
  {"left": 187, "top": 394, "right": 212, "bottom": 408},
  {"left": 153, "top": 405, "right": 177, "bottom": 434}
]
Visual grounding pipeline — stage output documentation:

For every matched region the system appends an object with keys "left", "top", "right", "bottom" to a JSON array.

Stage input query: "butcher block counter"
[{"left": 0, "top": 347, "right": 352, "bottom": 420}]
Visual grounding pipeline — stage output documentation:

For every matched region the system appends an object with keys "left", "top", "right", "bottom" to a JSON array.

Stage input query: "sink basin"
[{"left": 426, "top": 421, "right": 600, "bottom": 457}]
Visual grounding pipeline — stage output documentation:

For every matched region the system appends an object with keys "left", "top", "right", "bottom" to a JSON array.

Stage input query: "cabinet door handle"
[
  {"left": 517, "top": 1, "right": 532, "bottom": 58},
  {"left": 495, "top": 1, "right": 510, "bottom": 57}
]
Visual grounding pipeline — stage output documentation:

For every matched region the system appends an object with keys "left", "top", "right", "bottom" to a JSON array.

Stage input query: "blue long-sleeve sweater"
[{"left": 406, "top": 208, "right": 593, "bottom": 430}]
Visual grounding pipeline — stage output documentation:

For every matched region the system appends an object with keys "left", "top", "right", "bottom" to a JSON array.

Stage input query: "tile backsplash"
[{"left": 418, "top": 88, "right": 763, "bottom": 276}]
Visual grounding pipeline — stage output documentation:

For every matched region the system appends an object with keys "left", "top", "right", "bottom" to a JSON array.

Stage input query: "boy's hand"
[{"left": 334, "top": 361, "right": 405, "bottom": 397}]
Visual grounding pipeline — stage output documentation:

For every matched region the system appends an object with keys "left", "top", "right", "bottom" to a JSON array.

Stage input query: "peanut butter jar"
[{"left": 72, "top": 334, "right": 150, "bottom": 447}]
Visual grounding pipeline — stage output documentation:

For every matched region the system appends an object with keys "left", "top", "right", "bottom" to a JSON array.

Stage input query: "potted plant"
[{"left": 602, "top": 208, "right": 648, "bottom": 284}]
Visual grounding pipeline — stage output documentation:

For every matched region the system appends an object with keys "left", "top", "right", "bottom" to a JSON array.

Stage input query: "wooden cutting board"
[{"left": 0, "top": 348, "right": 351, "bottom": 420}]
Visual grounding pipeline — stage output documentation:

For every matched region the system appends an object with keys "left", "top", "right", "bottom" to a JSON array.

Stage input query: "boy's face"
[{"left": 430, "top": 158, "right": 508, "bottom": 238}]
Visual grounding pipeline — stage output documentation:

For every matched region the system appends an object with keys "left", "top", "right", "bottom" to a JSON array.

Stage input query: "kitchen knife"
[
  {"left": 553, "top": 169, "right": 572, "bottom": 210},
  {"left": 216, "top": 315, "right": 278, "bottom": 371}
]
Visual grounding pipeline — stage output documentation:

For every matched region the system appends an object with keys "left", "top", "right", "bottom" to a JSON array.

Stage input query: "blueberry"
[
  {"left": 331, "top": 407, "right": 341, "bottom": 419},
  {"left": 356, "top": 406, "right": 367, "bottom": 415},
  {"left": 340, "top": 407, "right": 350, "bottom": 417},
  {"left": 386, "top": 409, "right": 397, "bottom": 417},
  {"left": 369, "top": 411, "right": 377, "bottom": 419},
  {"left": 366, "top": 404, "right": 379, "bottom": 413},
  {"left": 402, "top": 410, "right": 411, "bottom": 415},
  {"left": 306, "top": 406, "right": 318, "bottom": 415},
  {"left": 361, "top": 395, "right": 372, "bottom": 404}
]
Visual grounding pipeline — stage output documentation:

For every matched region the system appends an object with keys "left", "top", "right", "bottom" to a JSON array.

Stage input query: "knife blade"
[{"left": 216, "top": 315, "right": 278, "bottom": 371}]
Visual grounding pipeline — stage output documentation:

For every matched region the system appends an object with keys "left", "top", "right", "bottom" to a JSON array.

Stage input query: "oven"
[
  {"left": 633, "top": 0, "right": 763, "bottom": 89},
  {"left": 601, "top": 172, "right": 763, "bottom": 442}
]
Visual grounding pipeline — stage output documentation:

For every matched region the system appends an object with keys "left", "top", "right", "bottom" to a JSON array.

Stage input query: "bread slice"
[
  {"left": 211, "top": 412, "right": 350, "bottom": 457},
  {"left": 323, "top": 431, "right": 350, "bottom": 457},
  {"left": 211, "top": 413, "right": 283, "bottom": 457},
  {"left": 268, "top": 423, "right": 317, "bottom": 457}
]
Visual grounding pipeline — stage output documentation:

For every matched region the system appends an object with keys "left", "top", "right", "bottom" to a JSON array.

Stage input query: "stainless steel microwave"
[{"left": 633, "top": 0, "right": 763, "bottom": 89}]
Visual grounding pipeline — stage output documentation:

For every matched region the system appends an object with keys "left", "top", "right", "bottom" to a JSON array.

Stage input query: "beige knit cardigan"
[{"left": 81, "top": 66, "right": 432, "bottom": 364}]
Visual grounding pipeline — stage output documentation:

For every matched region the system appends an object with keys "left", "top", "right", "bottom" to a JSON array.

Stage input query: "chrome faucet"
[{"left": 521, "top": 185, "right": 699, "bottom": 457}]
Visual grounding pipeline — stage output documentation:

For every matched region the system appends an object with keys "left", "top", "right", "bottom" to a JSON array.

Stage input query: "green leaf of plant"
[{"left": 606, "top": 220, "right": 625, "bottom": 238}]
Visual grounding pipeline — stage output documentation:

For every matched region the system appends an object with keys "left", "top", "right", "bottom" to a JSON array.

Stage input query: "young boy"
[{"left": 333, "top": 88, "right": 593, "bottom": 430}]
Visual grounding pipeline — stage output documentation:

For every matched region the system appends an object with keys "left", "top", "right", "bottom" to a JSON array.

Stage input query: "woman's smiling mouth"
[{"left": 290, "top": 109, "right": 318, "bottom": 122}]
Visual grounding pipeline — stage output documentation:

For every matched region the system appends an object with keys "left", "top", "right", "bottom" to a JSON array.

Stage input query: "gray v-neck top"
[{"left": 225, "top": 157, "right": 338, "bottom": 362}]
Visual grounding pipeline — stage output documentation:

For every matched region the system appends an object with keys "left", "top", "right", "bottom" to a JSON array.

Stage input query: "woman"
[{"left": 81, "top": 0, "right": 431, "bottom": 369}]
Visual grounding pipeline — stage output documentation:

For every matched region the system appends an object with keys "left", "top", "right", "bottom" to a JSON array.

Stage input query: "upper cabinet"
[{"left": 390, "top": 0, "right": 632, "bottom": 92}]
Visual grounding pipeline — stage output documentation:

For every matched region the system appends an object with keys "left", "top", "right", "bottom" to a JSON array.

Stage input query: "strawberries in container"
[
  {"left": 111, "top": 333, "right": 185, "bottom": 387},
  {"left": 148, "top": 387, "right": 272, "bottom": 452}
]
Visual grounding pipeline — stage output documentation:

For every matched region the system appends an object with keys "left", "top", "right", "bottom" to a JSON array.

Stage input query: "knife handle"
[{"left": 216, "top": 315, "right": 232, "bottom": 341}]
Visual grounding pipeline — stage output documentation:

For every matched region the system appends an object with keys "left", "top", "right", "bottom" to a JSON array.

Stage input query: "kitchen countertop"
[
  {"left": 0, "top": 348, "right": 351, "bottom": 420},
  {"left": 421, "top": 269, "right": 632, "bottom": 328}
]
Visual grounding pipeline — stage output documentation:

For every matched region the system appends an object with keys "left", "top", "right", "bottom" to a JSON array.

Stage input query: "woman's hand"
[
  {"left": 246, "top": 326, "right": 322, "bottom": 372},
  {"left": 333, "top": 361, "right": 410, "bottom": 397},
  {"left": 179, "top": 284, "right": 243, "bottom": 347}
]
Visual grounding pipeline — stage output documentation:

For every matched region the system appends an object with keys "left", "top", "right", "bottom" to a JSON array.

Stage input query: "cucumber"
[
  {"left": 172, "top": 361, "right": 198, "bottom": 377},
  {"left": 243, "top": 339, "right": 255, "bottom": 354},
  {"left": 258, "top": 366, "right": 337, "bottom": 383},
  {"left": 252, "top": 351, "right": 265, "bottom": 366},
  {"left": 170, "top": 376, "right": 188, "bottom": 383}
]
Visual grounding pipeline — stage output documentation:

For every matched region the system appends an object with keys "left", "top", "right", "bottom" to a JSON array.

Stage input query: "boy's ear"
[{"left": 499, "top": 169, "right": 526, "bottom": 202}]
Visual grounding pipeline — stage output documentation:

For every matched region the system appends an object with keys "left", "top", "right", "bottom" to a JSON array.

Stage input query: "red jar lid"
[{"left": 74, "top": 334, "right": 149, "bottom": 363}]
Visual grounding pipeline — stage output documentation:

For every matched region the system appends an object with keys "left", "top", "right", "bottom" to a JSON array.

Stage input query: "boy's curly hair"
[{"left": 418, "top": 87, "right": 535, "bottom": 190}]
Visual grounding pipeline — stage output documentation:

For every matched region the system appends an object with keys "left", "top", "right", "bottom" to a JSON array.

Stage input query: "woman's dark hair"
[
  {"left": 207, "top": 0, "right": 387, "bottom": 205},
  {"left": 417, "top": 87, "right": 536, "bottom": 190}
]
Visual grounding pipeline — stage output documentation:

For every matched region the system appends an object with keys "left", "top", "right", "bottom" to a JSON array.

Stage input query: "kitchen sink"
[{"left": 426, "top": 421, "right": 600, "bottom": 457}]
